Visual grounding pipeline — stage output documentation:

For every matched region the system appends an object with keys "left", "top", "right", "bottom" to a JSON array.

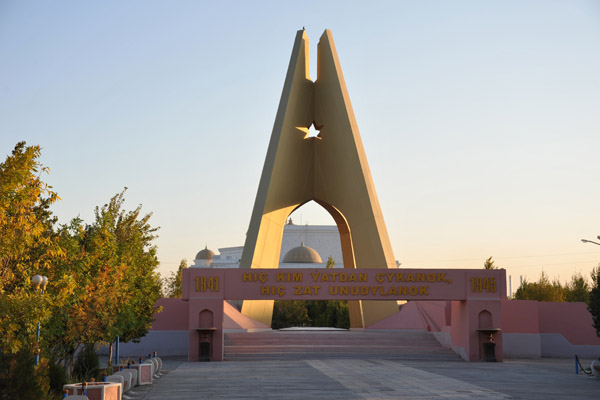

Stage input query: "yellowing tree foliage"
[
  {"left": 46, "top": 190, "right": 162, "bottom": 365},
  {"left": 0, "top": 142, "right": 163, "bottom": 395},
  {"left": 0, "top": 142, "right": 60, "bottom": 355}
]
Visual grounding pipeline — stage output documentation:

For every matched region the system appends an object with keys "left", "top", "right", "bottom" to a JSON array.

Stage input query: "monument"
[
  {"left": 181, "top": 29, "right": 506, "bottom": 363},
  {"left": 239, "top": 29, "right": 399, "bottom": 328},
  {"left": 112, "top": 32, "right": 600, "bottom": 364}
]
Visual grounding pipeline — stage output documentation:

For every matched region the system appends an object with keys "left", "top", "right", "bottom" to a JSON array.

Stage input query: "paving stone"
[{"left": 129, "top": 356, "right": 599, "bottom": 400}]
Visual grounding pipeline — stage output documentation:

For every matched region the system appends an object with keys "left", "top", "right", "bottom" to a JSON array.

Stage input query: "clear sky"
[{"left": 1, "top": 1, "right": 599, "bottom": 294}]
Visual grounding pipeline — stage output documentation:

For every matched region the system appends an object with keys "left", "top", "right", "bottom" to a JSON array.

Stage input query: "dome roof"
[
  {"left": 195, "top": 246, "right": 215, "bottom": 260},
  {"left": 282, "top": 242, "right": 322, "bottom": 264}
]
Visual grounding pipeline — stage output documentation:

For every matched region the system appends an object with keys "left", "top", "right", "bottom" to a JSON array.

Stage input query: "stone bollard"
[
  {"left": 131, "top": 362, "right": 153, "bottom": 385},
  {"left": 115, "top": 370, "right": 134, "bottom": 393}
]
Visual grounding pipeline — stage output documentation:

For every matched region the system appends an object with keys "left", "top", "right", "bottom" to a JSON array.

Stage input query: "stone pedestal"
[
  {"left": 64, "top": 382, "right": 121, "bottom": 400},
  {"left": 130, "top": 363, "right": 153, "bottom": 385}
]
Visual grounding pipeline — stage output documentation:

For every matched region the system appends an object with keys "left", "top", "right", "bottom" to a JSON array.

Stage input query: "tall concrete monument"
[{"left": 240, "top": 29, "right": 398, "bottom": 328}]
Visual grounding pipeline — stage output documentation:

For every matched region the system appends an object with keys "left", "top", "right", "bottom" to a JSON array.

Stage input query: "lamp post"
[
  {"left": 581, "top": 235, "right": 600, "bottom": 246},
  {"left": 31, "top": 274, "right": 48, "bottom": 366}
]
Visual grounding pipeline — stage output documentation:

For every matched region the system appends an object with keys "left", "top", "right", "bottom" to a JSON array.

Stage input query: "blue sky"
[{"left": 1, "top": 1, "right": 599, "bottom": 292}]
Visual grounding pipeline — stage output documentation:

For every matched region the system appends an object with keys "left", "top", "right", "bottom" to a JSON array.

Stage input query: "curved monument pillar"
[{"left": 240, "top": 29, "right": 398, "bottom": 328}]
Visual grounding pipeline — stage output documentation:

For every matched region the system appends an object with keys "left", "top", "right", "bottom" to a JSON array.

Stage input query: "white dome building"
[
  {"left": 280, "top": 242, "right": 325, "bottom": 268},
  {"left": 192, "top": 246, "right": 215, "bottom": 267},
  {"left": 190, "top": 219, "right": 343, "bottom": 269}
]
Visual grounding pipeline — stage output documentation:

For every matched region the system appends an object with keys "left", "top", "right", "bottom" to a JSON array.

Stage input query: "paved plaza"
[{"left": 128, "top": 356, "right": 599, "bottom": 400}]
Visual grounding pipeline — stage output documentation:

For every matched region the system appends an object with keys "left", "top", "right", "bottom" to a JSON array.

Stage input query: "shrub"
[
  {"left": 72, "top": 344, "right": 100, "bottom": 382},
  {"left": 0, "top": 347, "right": 50, "bottom": 400},
  {"left": 48, "top": 358, "right": 67, "bottom": 395}
]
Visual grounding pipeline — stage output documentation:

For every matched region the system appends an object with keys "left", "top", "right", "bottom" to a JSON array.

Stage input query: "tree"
[
  {"left": 272, "top": 300, "right": 350, "bottom": 329},
  {"left": 483, "top": 257, "right": 497, "bottom": 270},
  {"left": 163, "top": 259, "right": 188, "bottom": 297},
  {"left": 0, "top": 142, "right": 61, "bottom": 353},
  {"left": 0, "top": 142, "right": 61, "bottom": 397},
  {"left": 514, "top": 271, "right": 564, "bottom": 302},
  {"left": 590, "top": 265, "right": 600, "bottom": 337},
  {"left": 564, "top": 272, "right": 590, "bottom": 304},
  {"left": 44, "top": 190, "right": 162, "bottom": 369},
  {"left": 308, "top": 300, "right": 349, "bottom": 328},
  {"left": 271, "top": 301, "right": 310, "bottom": 329},
  {"left": 0, "top": 143, "right": 163, "bottom": 394}
]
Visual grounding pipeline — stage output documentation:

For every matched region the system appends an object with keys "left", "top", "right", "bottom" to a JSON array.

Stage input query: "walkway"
[{"left": 130, "top": 357, "right": 599, "bottom": 400}]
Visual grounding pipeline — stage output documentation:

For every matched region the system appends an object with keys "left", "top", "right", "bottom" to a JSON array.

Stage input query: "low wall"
[
  {"left": 501, "top": 300, "right": 600, "bottom": 358},
  {"left": 369, "top": 299, "right": 600, "bottom": 359},
  {"left": 114, "top": 330, "right": 189, "bottom": 357},
  {"left": 102, "top": 298, "right": 600, "bottom": 359}
]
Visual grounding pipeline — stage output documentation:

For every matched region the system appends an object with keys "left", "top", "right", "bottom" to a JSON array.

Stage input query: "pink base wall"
[
  {"left": 502, "top": 300, "right": 600, "bottom": 345},
  {"left": 366, "top": 299, "right": 599, "bottom": 345},
  {"left": 364, "top": 299, "right": 600, "bottom": 359},
  {"left": 147, "top": 298, "right": 600, "bottom": 360}
]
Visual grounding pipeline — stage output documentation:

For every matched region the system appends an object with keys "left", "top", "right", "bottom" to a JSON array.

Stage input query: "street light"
[
  {"left": 30, "top": 274, "right": 48, "bottom": 366},
  {"left": 581, "top": 235, "right": 600, "bottom": 246}
]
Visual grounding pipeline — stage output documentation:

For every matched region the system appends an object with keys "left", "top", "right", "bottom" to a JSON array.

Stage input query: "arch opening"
[
  {"left": 283, "top": 200, "right": 342, "bottom": 268},
  {"left": 271, "top": 200, "right": 351, "bottom": 329}
]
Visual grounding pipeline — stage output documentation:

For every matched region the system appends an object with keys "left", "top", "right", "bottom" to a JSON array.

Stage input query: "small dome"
[
  {"left": 282, "top": 242, "right": 322, "bottom": 263},
  {"left": 195, "top": 246, "right": 215, "bottom": 260}
]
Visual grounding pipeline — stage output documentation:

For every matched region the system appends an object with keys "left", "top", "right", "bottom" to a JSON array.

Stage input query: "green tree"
[
  {"left": 42, "top": 190, "right": 161, "bottom": 372},
  {"left": 514, "top": 271, "right": 564, "bottom": 302},
  {"left": 272, "top": 301, "right": 310, "bottom": 329},
  {"left": 590, "top": 265, "right": 600, "bottom": 337},
  {"left": 483, "top": 256, "right": 497, "bottom": 270},
  {"left": 564, "top": 272, "right": 590, "bottom": 304},
  {"left": 272, "top": 300, "right": 350, "bottom": 329},
  {"left": 164, "top": 259, "right": 188, "bottom": 297},
  {"left": 308, "top": 300, "right": 349, "bottom": 328}
]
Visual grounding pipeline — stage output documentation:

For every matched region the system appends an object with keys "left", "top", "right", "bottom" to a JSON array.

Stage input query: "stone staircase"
[{"left": 224, "top": 329, "right": 461, "bottom": 361}]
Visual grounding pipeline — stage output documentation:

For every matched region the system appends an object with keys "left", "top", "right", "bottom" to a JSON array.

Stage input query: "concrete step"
[{"left": 224, "top": 330, "right": 460, "bottom": 361}]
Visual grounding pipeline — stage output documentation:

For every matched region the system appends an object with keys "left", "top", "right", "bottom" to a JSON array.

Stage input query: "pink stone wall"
[
  {"left": 501, "top": 300, "right": 600, "bottom": 345},
  {"left": 501, "top": 300, "right": 539, "bottom": 333},
  {"left": 151, "top": 298, "right": 189, "bottom": 330},
  {"left": 368, "top": 301, "right": 448, "bottom": 330},
  {"left": 538, "top": 301, "right": 600, "bottom": 345}
]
